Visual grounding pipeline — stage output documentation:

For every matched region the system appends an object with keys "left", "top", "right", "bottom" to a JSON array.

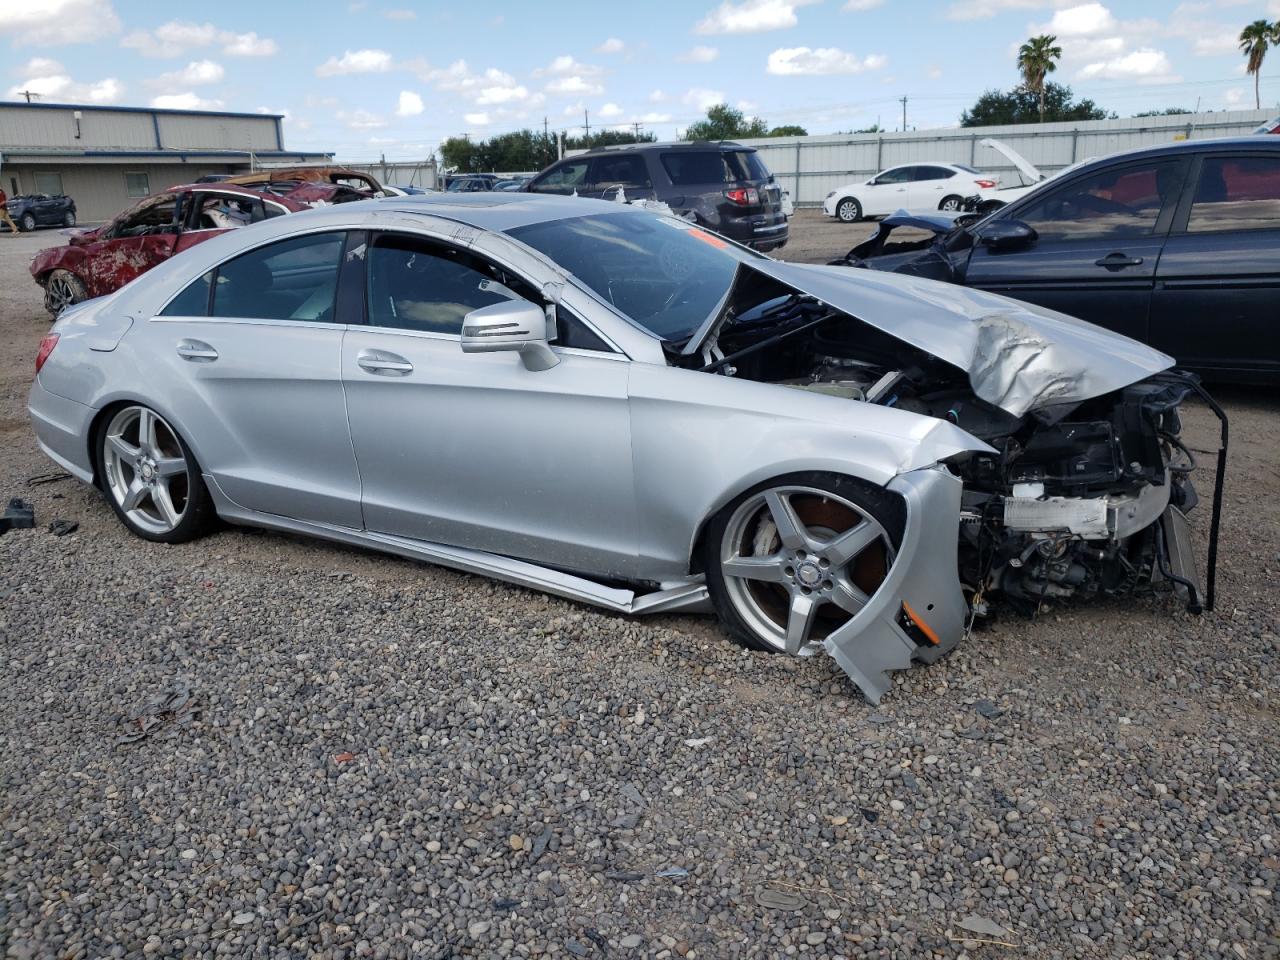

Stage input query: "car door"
[
  {"left": 527, "top": 158, "right": 593, "bottom": 196},
  {"left": 145, "top": 228, "right": 364, "bottom": 527},
  {"left": 862, "top": 166, "right": 914, "bottom": 216},
  {"left": 907, "top": 165, "right": 956, "bottom": 209},
  {"left": 77, "top": 193, "right": 184, "bottom": 297},
  {"left": 588, "top": 153, "right": 653, "bottom": 201},
  {"left": 35, "top": 195, "right": 61, "bottom": 225},
  {"left": 341, "top": 228, "right": 639, "bottom": 577},
  {"left": 961, "top": 157, "right": 1188, "bottom": 344},
  {"left": 1149, "top": 150, "right": 1280, "bottom": 381}
]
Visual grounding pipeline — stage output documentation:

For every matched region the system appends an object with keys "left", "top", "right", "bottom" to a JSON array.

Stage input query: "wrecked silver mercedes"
[{"left": 28, "top": 195, "right": 1222, "bottom": 703}]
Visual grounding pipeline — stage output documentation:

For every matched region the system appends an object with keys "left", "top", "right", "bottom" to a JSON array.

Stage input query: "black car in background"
[
  {"left": 842, "top": 137, "right": 1280, "bottom": 384},
  {"left": 524, "top": 141, "right": 789, "bottom": 252},
  {"left": 6, "top": 193, "right": 77, "bottom": 231}
]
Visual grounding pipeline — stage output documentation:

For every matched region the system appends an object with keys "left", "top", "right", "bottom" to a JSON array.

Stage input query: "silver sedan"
[{"left": 28, "top": 194, "right": 1210, "bottom": 702}]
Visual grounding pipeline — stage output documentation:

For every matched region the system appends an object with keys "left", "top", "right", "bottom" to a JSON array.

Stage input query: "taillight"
[
  {"left": 975, "top": 179, "right": 997, "bottom": 189},
  {"left": 725, "top": 187, "right": 760, "bottom": 206},
  {"left": 35, "top": 333, "right": 59, "bottom": 374}
]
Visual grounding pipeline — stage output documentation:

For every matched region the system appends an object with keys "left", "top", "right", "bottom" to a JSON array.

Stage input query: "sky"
[{"left": 3, "top": 0, "right": 1279, "bottom": 161}]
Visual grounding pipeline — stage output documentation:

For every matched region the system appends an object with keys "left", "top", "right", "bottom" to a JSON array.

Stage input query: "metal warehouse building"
[{"left": 0, "top": 101, "right": 332, "bottom": 222}]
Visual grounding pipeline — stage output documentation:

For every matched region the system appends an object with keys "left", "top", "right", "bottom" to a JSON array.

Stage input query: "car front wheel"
[
  {"left": 704, "top": 473, "right": 901, "bottom": 657},
  {"left": 19, "top": 212, "right": 36, "bottom": 232},
  {"left": 43, "top": 269, "right": 87, "bottom": 317},
  {"left": 64, "top": 211, "right": 76, "bottom": 227},
  {"left": 836, "top": 198, "right": 862, "bottom": 222},
  {"left": 96, "top": 404, "right": 216, "bottom": 543}
]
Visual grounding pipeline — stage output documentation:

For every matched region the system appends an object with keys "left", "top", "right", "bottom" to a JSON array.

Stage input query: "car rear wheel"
[
  {"left": 704, "top": 473, "right": 901, "bottom": 656},
  {"left": 836, "top": 198, "right": 862, "bottom": 222},
  {"left": 43, "top": 269, "right": 87, "bottom": 317},
  {"left": 63, "top": 211, "right": 76, "bottom": 227},
  {"left": 939, "top": 195, "right": 963, "bottom": 212},
  {"left": 96, "top": 404, "right": 216, "bottom": 543},
  {"left": 19, "top": 212, "right": 36, "bottom": 232}
]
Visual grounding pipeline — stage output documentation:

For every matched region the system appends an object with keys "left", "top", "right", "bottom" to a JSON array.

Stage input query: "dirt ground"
[{"left": 1, "top": 212, "right": 1277, "bottom": 959}]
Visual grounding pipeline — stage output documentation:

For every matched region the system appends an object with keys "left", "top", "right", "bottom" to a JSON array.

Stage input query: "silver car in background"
[{"left": 28, "top": 194, "right": 1215, "bottom": 702}]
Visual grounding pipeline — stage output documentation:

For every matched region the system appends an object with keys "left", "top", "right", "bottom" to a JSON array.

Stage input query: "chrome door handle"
[
  {"left": 1095, "top": 253, "right": 1144, "bottom": 269},
  {"left": 177, "top": 339, "right": 218, "bottom": 362},
  {"left": 357, "top": 349, "right": 414, "bottom": 376}
]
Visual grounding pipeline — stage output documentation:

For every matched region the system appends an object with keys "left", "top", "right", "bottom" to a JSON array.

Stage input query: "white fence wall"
[
  {"left": 739, "top": 110, "right": 1273, "bottom": 206},
  {"left": 344, "top": 158, "right": 440, "bottom": 189}
]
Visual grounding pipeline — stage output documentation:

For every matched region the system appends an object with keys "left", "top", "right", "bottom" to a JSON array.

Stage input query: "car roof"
[
  {"left": 1064, "top": 135, "right": 1280, "bottom": 170},
  {"left": 288, "top": 192, "right": 643, "bottom": 232},
  {"left": 583, "top": 140, "right": 754, "bottom": 155}
]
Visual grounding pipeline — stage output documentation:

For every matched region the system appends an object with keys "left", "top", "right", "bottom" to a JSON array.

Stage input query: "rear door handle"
[
  {"left": 357, "top": 348, "right": 414, "bottom": 376},
  {"left": 1095, "top": 253, "right": 1144, "bottom": 269},
  {"left": 176, "top": 338, "right": 218, "bottom": 362}
]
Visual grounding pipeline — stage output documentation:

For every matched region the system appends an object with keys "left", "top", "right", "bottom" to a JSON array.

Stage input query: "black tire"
[
  {"left": 43, "top": 269, "right": 88, "bottom": 317},
  {"left": 836, "top": 198, "right": 862, "bottom": 223},
  {"left": 64, "top": 211, "right": 76, "bottom": 227},
  {"left": 938, "top": 195, "right": 963, "bottom": 212},
  {"left": 702, "top": 471, "right": 905, "bottom": 655},
  {"left": 18, "top": 212, "right": 36, "bottom": 232},
  {"left": 93, "top": 404, "right": 217, "bottom": 544}
]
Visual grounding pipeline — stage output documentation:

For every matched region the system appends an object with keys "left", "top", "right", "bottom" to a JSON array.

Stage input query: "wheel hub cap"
[{"left": 796, "top": 560, "right": 822, "bottom": 587}]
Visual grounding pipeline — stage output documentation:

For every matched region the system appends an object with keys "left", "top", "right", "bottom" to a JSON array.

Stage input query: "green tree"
[
  {"left": 960, "top": 82, "right": 1111, "bottom": 127},
  {"left": 766, "top": 124, "right": 809, "bottom": 137},
  {"left": 1239, "top": 19, "right": 1277, "bottom": 110},
  {"left": 683, "top": 104, "right": 769, "bottom": 141},
  {"left": 1017, "top": 34, "right": 1063, "bottom": 123},
  {"left": 1132, "top": 107, "right": 1195, "bottom": 117},
  {"left": 565, "top": 129, "right": 657, "bottom": 151}
]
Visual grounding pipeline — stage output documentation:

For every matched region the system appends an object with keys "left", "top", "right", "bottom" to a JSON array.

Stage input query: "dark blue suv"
[{"left": 846, "top": 137, "right": 1280, "bottom": 384}]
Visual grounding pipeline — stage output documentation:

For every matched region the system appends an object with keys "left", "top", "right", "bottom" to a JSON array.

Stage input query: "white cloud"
[
  {"left": 1045, "top": 2, "right": 1116, "bottom": 36},
  {"left": 682, "top": 87, "right": 726, "bottom": 110},
  {"left": 410, "top": 59, "right": 537, "bottom": 105},
  {"left": 1077, "top": 47, "right": 1178, "bottom": 83},
  {"left": 317, "top": 49, "right": 393, "bottom": 76},
  {"left": 679, "top": 45, "right": 720, "bottom": 62},
  {"left": 596, "top": 37, "right": 625, "bottom": 53},
  {"left": 599, "top": 102, "right": 624, "bottom": 118},
  {"left": 155, "top": 60, "right": 224, "bottom": 87},
  {"left": 546, "top": 75, "right": 605, "bottom": 97},
  {"left": 649, "top": 89, "right": 668, "bottom": 102},
  {"left": 151, "top": 92, "right": 225, "bottom": 110},
  {"left": 338, "top": 109, "right": 388, "bottom": 129},
  {"left": 383, "top": 8, "right": 416, "bottom": 19},
  {"left": 396, "top": 90, "right": 424, "bottom": 116},
  {"left": 6, "top": 58, "right": 124, "bottom": 104},
  {"left": 464, "top": 112, "right": 491, "bottom": 126},
  {"left": 1224, "top": 87, "right": 1245, "bottom": 106},
  {"left": 535, "top": 55, "right": 606, "bottom": 78},
  {"left": 1166, "top": 4, "right": 1242, "bottom": 57},
  {"left": 767, "top": 47, "right": 887, "bottom": 75},
  {"left": 927, "top": 64, "right": 943, "bottom": 79},
  {"left": 640, "top": 111, "right": 673, "bottom": 123},
  {"left": 694, "top": 0, "right": 819, "bottom": 34},
  {"left": 843, "top": 0, "right": 883, "bottom": 9},
  {"left": 121, "top": 21, "right": 277, "bottom": 58},
  {"left": 0, "top": 0, "right": 121, "bottom": 46},
  {"left": 945, "top": 0, "right": 1043, "bottom": 21}
]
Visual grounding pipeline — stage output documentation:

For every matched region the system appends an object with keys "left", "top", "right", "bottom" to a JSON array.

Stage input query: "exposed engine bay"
[{"left": 673, "top": 271, "right": 1223, "bottom": 618}]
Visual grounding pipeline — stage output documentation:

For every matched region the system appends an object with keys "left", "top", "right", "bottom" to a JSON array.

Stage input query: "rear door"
[
  {"left": 1150, "top": 150, "right": 1280, "bottom": 380},
  {"left": 962, "top": 156, "right": 1188, "bottom": 343},
  {"left": 907, "top": 165, "right": 957, "bottom": 210}
]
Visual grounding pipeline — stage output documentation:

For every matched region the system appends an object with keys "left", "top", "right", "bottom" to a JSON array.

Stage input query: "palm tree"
[
  {"left": 1239, "top": 20, "right": 1274, "bottom": 110},
  {"left": 1018, "top": 34, "right": 1063, "bottom": 123}
]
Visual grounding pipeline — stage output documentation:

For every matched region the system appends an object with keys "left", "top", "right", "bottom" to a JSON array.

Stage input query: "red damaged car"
[{"left": 30, "top": 183, "right": 313, "bottom": 317}]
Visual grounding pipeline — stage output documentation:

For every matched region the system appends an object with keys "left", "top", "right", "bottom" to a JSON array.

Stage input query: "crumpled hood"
[{"left": 724, "top": 260, "right": 1175, "bottom": 417}]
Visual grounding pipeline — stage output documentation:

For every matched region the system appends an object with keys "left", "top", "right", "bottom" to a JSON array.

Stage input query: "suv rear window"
[{"left": 661, "top": 150, "right": 770, "bottom": 185}]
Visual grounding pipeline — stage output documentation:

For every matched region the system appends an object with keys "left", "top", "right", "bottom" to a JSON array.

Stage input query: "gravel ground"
[{"left": 2, "top": 213, "right": 1278, "bottom": 960}]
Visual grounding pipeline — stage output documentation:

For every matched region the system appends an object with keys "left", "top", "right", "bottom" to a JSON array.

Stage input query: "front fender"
[{"left": 30, "top": 244, "right": 81, "bottom": 283}]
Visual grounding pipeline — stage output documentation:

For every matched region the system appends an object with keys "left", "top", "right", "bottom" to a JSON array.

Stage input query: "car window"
[
  {"left": 1013, "top": 160, "right": 1183, "bottom": 241},
  {"left": 725, "top": 151, "right": 770, "bottom": 181},
  {"left": 1186, "top": 156, "right": 1280, "bottom": 233},
  {"left": 530, "top": 160, "right": 591, "bottom": 193},
  {"left": 366, "top": 233, "right": 532, "bottom": 335},
  {"left": 159, "top": 270, "right": 213, "bottom": 317},
  {"left": 874, "top": 167, "right": 911, "bottom": 185},
  {"left": 188, "top": 193, "right": 263, "bottom": 230},
  {"left": 591, "top": 154, "right": 652, "bottom": 190},
  {"left": 109, "top": 195, "right": 180, "bottom": 238},
  {"left": 211, "top": 232, "right": 345, "bottom": 322},
  {"left": 914, "top": 166, "right": 955, "bottom": 181},
  {"left": 661, "top": 152, "right": 729, "bottom": 185}
]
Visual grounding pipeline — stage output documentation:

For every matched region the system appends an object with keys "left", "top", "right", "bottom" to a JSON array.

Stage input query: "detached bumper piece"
[
  {"left": 823, "top": 467, "right": 968, "bottom": 703},
  {"left": 0, "top": 498, "right": 35, "bottom": 535}
]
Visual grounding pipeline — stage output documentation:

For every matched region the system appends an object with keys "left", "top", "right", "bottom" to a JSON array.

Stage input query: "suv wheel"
[
  {"left": 19, "top": 212, "right": 36, "bottom": 232},
  {"left": 63, "top": 211, "right": 76, "bottom": 227}
]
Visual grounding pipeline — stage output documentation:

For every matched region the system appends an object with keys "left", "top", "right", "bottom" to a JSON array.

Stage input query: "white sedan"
[{"left": 823, "top": 163, "right": 999, "bottom": 222}]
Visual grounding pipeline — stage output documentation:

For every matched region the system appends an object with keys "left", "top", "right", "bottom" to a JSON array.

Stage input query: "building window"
[
  {"left": 33, "top": 172, "right": 64, "bottom": 196},
  {"left": 125, "top": 172, "right": 150, "bottom": 198}
]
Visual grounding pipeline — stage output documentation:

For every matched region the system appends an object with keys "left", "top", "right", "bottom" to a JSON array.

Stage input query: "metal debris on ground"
[
  {"left": 47, "top": 519, "right": 78, "bottom": 537},
  {"left": 973, "top": 699, "right": 1005, "bottom": 719},
  {"left": 754, "top": 886, "right": 808, "bottom": 911},
  {"left": 530, "top": 826, "right": 554, "bottom": 864},
  {"left": 27, "top": 472, "right": 73, "bottom": 486},
  {"left": 951, "top": 914, "right": 1021, "bottom": 947},
  {"left": 867, "top": 713, "right": 894, "bottom": 724},
  {"left": 605, "top": 870, "right": 644, "bottom": 882},
  {"left": 116, "top": 681, "right": 198, "bottom": 746},
  {"left": 655, "top": 867, "right": 689, "bottom": 880},
  {"left": 1, "top": 497, "right": 35, "bottom": 535},
  {"left": 583, "top": 928, "right": 608, "bottom": 950}
]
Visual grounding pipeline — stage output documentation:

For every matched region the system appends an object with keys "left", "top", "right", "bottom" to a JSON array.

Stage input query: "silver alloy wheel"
[
  {"left": 102, "top": 406, "right": 191, "bottom": 535},
  {"left": 719, "top": 485, "right": 895, "bottom": 655},
  {"left": 939, "top": 195, "right": 962, "bottom": 212},
  {"left": 44, "top": 273, "right": 81, "bottom": 316},
  {"left": 836, "top": 198, "right": 860, "bottom": 222}
]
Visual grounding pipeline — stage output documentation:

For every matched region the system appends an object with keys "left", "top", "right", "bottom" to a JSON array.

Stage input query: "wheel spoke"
[
  {"left": 137, "top": 409, "right": 159, "bottom": 458},
  {"left": 107, "top": 433, "right": 141, "bottom": 462},
  {"left": 784, "top": 592, "right": 819, "bottom": 654},
  {"left": 120, "top": 477, "right": 147, "bottom": 512},
  {"left": 722, "top": 555, "right": 787, "bottom": 583},
  {"left": 822, "top": 521, "right": 882, "bottom": 568},
  {"left": 152, "top": 482, "right": 181, "bottom": 527},
  {"left": 830, "top": 580, "right": 870, "bottom": 615},
  {"left": 764, "top": 491, "right": 808, "bottom": 551},
  {"left": 154, "top": 456, "right": 186, "bottom": 478}
]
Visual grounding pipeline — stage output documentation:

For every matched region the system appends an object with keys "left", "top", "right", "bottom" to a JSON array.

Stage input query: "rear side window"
[
  {"left": 725, "top": 150, "right": 769, "bottom": 181},
  {"left": 591, "top": 154, "right": 652, "bottom": 190},
  {"left": 160, "top": 271, "right": 213, "bottom": 317},
  {"left": 873, "top": 167, "right": 912, "bottom": 185},
  {"left": 529, "top": 160, "right": 591, "bottom": 193},
  {"left": 1187, "top": 156, "right": 1280, "bottom": 233},
  {"left": 662, "top": 150, "right": 770, "bottom": 185},
  {"left": 914, "top": 166, "right": 956, "bottom": 181},
  {"left": 211, "top": 232, "right": 345, "bottom": 321},
  {"left": 1015, "top": 160, "right": 1183, "bottom": 241}
]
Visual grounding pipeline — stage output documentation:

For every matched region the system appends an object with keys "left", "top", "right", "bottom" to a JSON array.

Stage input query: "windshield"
[{"left": 506, "top": 211, "right": 761, "bottom": 340}]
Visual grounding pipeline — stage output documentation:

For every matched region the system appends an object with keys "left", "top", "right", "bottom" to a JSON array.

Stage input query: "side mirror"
[
  {"left": 460, "top": 300, "right": 559, "bottom": 372},
  {"left": 978, "top": 219, "right": 1036, "bottom": 251}
]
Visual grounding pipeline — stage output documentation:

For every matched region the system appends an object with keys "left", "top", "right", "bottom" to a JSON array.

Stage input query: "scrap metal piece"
[
  {"left": 47, "top": 519, "right": 78, "bottom": 537},
  {"left": 0, "top": 498, "right": 35, "bottom": 535}
]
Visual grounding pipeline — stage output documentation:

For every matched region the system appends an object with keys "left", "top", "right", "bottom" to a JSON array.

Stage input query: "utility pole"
[
  {"left": 17, "top": 89, "right": 40, "bottom": 103},
  {"left": 632, "top": 121, "right": 642, "bottom": 140},
  {"left": 583, "top": 109, "right": 590, "bottom": 141},
  {"left": 899, "top": 96, "right": 908, "bottom": 132}
]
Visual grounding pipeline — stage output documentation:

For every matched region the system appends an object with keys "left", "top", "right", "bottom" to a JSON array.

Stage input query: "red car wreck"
[{"left": 29, "top": 179, "right": 351, "bottom": 316}]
